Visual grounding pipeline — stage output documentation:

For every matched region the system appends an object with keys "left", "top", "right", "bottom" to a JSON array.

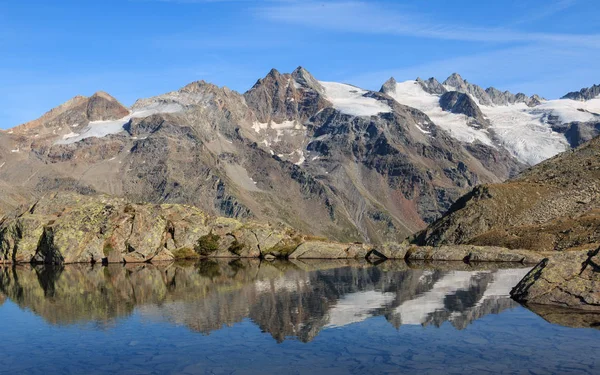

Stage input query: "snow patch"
[
  {"left": 479, "top": 103, "right": 569, "bottom": 165},
  {"left": 320, "top": 81, "right": 392, "bottom": 117},
  {"left": 294, "top": 150, "right": 306, "bottom": 165},
  {"left": 55, "top": 118, "right": 129, "bottom": 145},
  {"left": 62, "top": 132, "right": 80, "bottom": 140},
  {"left": 537, "top": 97, "right": 600, "bottom": 123}
]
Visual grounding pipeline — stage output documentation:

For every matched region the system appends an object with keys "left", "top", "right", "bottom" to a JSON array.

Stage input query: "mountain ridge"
[{"left": 0, "top": 67, "right": 598, "bottom": 245}]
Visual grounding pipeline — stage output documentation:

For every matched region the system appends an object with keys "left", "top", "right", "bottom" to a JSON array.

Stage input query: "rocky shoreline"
[
  {"left": 1, "top": 192, "right": 597, "bottom": 311},
  {"left": 0, "top": 192, "right": 548, "bottom": 265}
]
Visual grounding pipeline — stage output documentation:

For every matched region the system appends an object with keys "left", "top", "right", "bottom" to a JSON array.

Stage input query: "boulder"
[
  {"left": 511, "top": 248, "right": 600, "bottom": 309},
  {"left": 289, "top": 241, "right": 357, "bottom": 259},
  {"left": 405, "top": 245, "right": 545, "bottom": 264}
]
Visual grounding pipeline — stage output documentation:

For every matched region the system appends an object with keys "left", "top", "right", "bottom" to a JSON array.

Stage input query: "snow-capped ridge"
[{"left": 562, "top": 83, "right": 600, "bottom": 101}]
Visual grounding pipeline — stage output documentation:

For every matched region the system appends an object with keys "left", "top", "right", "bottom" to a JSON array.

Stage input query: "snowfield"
[
  {"left": 389, "top": 81, "right": 494, "bottom": 146},
  {"left": 385, "top": 80, "right": 593, "bottom": 165},
  {"left": 320, "top": 81, "right": 392, "bottom": 117}
]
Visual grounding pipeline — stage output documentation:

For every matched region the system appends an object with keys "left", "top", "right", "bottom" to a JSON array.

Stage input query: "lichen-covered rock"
[
  {"left": 405, "top": 245, "right": 544, "bottom": 264},
  {"left": 0, "top": 215, "right": 49, "bottom": 263},
  {"left": 374, "top": 242, "right": 410, "bottom": 259},
  {"left": 511, "top": 248, "right": 600, "bottom": 309},
  {"left": 289, "top": 241, "right": 355, "bottom": 259}
]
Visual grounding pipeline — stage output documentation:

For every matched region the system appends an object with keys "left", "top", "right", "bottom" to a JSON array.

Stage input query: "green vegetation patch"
[
  {"left": 172, "top": 247, "right": 200, "bottom": 260},
  {"left": 194, "top": 232, "right": 220, "bottom": 256}
]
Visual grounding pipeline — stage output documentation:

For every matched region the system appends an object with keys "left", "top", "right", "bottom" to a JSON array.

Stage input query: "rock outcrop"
[
  {"left": 562, "top": 84, "right": 600, "bottom": 101},
  {"left": 0, "top": 192, "right": 548, "bottom": 265},
  {"left": 413, "top": 136, "right": 600, "bottom": 253},
  {"left": 439, "top": 91, "right": 488, "bottom": 127},
  {"left": 511, "top": 248, "right": 600, "bottom": 310}
]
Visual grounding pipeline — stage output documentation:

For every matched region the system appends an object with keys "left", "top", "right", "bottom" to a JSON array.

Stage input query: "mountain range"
[{"left": 1, "top": 67, "right": 599, "bottom": 244}]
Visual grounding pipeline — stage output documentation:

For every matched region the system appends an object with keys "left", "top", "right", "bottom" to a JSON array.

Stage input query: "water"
[{"left": 0, "top": 260, "right": 599, "bottom": 374}]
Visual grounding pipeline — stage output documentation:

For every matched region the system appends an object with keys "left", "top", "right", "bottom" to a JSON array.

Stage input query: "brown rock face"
[
  {"left": 10, "top": 91, "right": 129, "bottom": 144},
  {"left": 511, "top": 248, "right": 600, "bottom": 309}
]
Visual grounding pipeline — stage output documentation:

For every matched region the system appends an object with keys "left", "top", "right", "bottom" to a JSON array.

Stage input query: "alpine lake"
[{"left": 1, "top": 259, "right": 599, "bottom": 374}]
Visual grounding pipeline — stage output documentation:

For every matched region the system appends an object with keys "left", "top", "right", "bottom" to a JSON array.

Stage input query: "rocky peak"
[
  {"left": 485, "top": 87, "right": 542, "bottom": 107},
  {"left": 9, "top": 91, "right": 128, "bottom": 138},
  {"left": 439, "top": 91, "right": 488, "bottom": 127},
  {"left": 85, "top": 91, "right": 130, "bottom": 122},
  {"left": 443, "top": 73, "right": 493, "bottom": 106},
  {"left": 380, "top": 77, "right": 398, "bottom": 95},
  {"left": 267, "top": 68, "right": 281, "bottom": 78},
  {"left": 180, "top": 80, "right": 222, "bottom": 94},
  {"left": 562, "top": 83, "right": 600, "bottom": 101},
  {"left": 416, "top": 77, "right": 447, "bottom": 95},
  {"left": 443, "top": 73, "right": 467, "bottom": 91},
  {"left": 244, "top": 67, "right": 329, "bottom": 124},
  {"left": 291, "top": 66, "right": 323, "bottom": 93}
]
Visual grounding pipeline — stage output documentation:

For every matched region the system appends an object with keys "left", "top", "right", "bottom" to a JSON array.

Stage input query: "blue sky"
[{"left": 1, "top": 0, "right": 599, "bottom": 128}]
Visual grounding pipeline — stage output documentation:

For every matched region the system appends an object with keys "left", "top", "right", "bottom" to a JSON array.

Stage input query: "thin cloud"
[
  {"left": 256, "top": 1, "right": 600, "bottom": 47},
  {"left": 509, "top": 0, "right": 577, "bottom": 25}
]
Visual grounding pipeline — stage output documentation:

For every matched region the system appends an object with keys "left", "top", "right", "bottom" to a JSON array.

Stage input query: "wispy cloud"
[
  {"left": 256, "top": 1, "right": 599, "bottom": 47},
  {"left": 509, "top": 0, "right": 578, "bottom": 25}
]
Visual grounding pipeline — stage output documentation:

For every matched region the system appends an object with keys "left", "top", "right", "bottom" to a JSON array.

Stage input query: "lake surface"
[{"left": 1, "top": 260, "right": 599, "bottom": 374}]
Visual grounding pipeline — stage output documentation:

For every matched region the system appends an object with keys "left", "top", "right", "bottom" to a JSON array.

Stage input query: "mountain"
[
  {"left": 381, "top": 73, "right": 600, "bottom": 165},
  {"left": 562, "top": 83, "right": 600, "bottom": 101},
  {"left": 1, "top": 68, "right": 598, "bottom": 244},
  {"left": 412, "top": 135, "right": 600, "bottom": 253}
]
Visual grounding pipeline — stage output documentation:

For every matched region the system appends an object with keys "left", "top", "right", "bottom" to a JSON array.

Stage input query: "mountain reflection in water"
[{"left": 0, "top": 260, "right": 545, "bottom": 342}]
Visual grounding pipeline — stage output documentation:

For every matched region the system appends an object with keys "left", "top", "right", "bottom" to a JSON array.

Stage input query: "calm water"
[{"left": 1, "top": 260, "right": 599, "bottom": 374}]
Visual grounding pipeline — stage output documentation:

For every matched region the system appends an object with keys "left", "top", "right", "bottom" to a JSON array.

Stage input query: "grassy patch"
[
  {"left": 194, "top": 232, "right": 220, "bottom": 256},
  {"left": 264, "top": 236, "right": 303, "bottom": 258},
  {"left": 173, "top": 247, "right": 200, "bottom": 260}
]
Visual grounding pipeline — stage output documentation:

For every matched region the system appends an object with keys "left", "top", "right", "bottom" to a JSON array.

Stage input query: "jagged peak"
[
  {"left": 443, "top": 73, "right": 465, "bottom": 86},
  {"left": 267, "top": 68, "right": 281, "bottom": 78},
  {"left": 291, "top": 66, "right": 322, "bottom": 92},
  {"left": 380, "top": 77, "right": 398, "bottom": 94},
  {"left": 385, "top": 77, "right": 398, "bottom": 85},
  {"left": 561, "top": 83, "right": 600, "bottom": 101}
]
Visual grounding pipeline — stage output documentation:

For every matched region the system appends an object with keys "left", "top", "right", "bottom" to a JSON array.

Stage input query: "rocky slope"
[
  {"left": 410, "top": 135, "right": 600, "bottom": 310},
  {"left": 412, "top": 136, "right": 600, "bottom": 253}
]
